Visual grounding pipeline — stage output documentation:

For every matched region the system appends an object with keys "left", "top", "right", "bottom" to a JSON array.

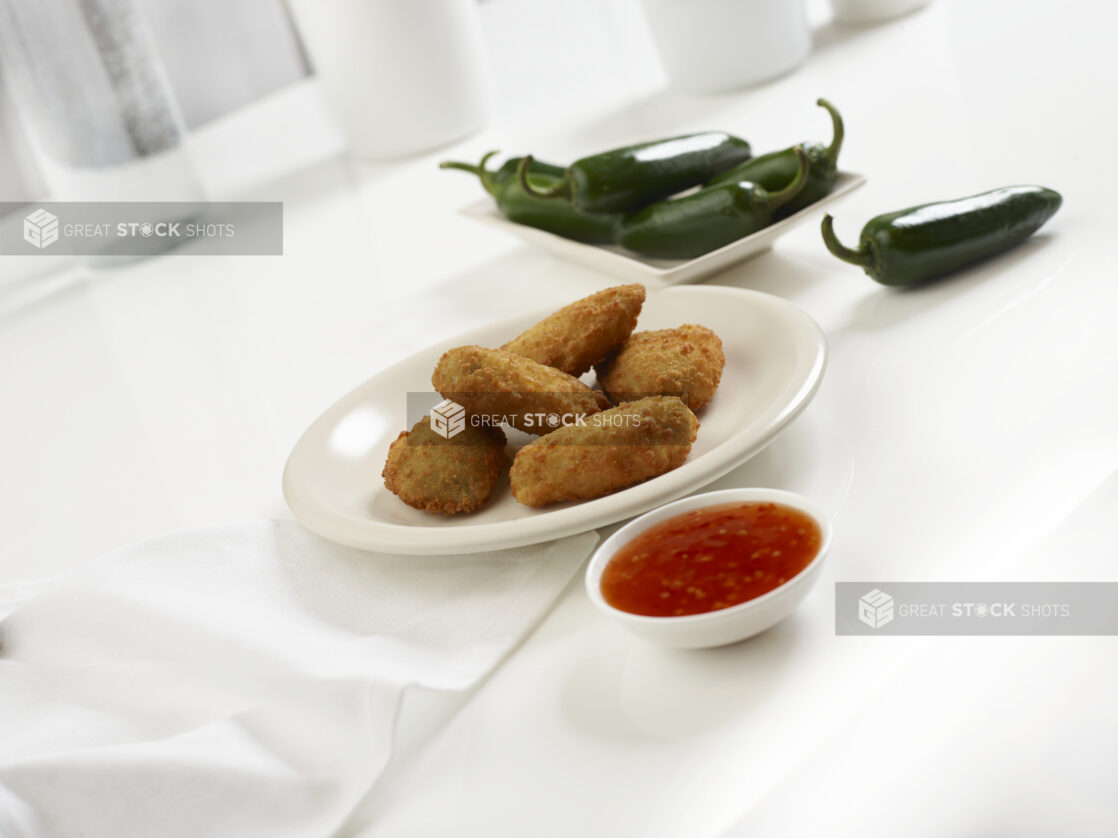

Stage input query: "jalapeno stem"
[
  {"left": 441, "top": 151, "right": 502, "bottom": 196},
  {"left": 767, "top": 146, "right": 811, "bottom": 212},
  {"left": 821, "top": 214, "right": 873, "bottom": 269},
  {"left": 439, "top": 160, "right": 482, "bottom": 176},
  {"left": 518, "top": 155, "right": 568, "bottom": 200},
  {"left": 817, "top": 98, "right": 844, "bottom": 167}
]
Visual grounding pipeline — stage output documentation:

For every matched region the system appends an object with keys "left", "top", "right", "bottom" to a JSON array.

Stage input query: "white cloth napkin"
[{"left": 0, "top": 520, "right": 597, "bottom": 838}]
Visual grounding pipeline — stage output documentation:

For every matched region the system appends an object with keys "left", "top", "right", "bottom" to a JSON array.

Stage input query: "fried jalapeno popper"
[
  {"left": 432, "top": 345, "right": 610, "bottom": 435},
  {"left": 501, "top": 284, "right": 646, "bottom": 376},
  {"left": 595, "top": 324, "right": 725, "bottom": 412},
  {"left": 510, "top": 396, "right": 699, "bottom": 507},
  {"left": 382, "top": 417, "right": 506, "bottom": 515}
]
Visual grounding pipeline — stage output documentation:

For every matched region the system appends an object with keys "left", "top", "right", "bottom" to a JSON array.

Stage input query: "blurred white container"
[
  {"left": 287, "top": 0, "right": 490, "bottom": 160},
  {"left": 0, "top": 0, "right": 204, "bottom": 204},
  {"left": 831, "top": 0, "right": 932, "bottom": 24},
  {"left": 639, "top": 0, "right": 811, "bottom": 93}
]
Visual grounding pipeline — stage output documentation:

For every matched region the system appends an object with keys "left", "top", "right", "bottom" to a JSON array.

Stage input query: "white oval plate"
[
  {"left": 283, "top": 285, "right": 826, "bottom": 555},
  {"left": 461, "top": 172, "right": 865, "bottom": 285}
]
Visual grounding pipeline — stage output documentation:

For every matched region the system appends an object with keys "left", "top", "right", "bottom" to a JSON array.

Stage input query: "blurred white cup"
[
  {"left": 287, "top": 0, "right": 490, "bottom": 160},
  {"left": 830, "top": 0, "right": 932, "bottom": 24},
  {"left": 640, "top": 0, "right": 811, "bottom": 93}
]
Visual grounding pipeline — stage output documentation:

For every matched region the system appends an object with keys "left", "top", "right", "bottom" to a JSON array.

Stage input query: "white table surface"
[{"left": 3, "top": 0, "right": 1118, "bottom": 835}]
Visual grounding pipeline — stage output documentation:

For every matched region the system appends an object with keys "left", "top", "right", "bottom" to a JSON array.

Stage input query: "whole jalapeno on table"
[
  {"left": 707, "top": 98, "right": 844, "bottom": 218},
  {"left": 615, "top": 146, "right": 811, "bottom": 260},
  {"left": 821, "top": 185, "right": 1062, "bottom": 286},
  {"left": 440, "top": 151, "right": 619, "bottom": 244},
  {"left": 517, "top": 132, "right": 752, "bottom": 214}
]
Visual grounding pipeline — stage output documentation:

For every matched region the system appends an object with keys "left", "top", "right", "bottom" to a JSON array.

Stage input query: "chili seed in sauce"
[{"left": 600, "top": 502, "right": 822, "bottom": 617}]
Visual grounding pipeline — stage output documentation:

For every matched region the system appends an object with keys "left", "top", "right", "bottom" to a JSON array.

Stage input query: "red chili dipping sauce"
[{"left": 600, "top": 502, "right": 823, "bottom": 617}]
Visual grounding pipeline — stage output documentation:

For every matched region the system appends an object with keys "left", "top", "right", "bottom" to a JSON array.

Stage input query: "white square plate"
[{"left": 461, "top": 172, "right": 866, "bottom": 284}]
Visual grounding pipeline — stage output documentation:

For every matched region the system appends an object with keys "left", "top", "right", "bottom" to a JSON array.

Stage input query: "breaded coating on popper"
[
  {"left": 382, "top": 417, "right": 506, "bottom": 515},
  {"left": 510, "top": 396, "right": 699, "bottom": 507},
  {"left": 501, "top": 284, "right": 645, "bottom": 376},
  {"left": 432, "top": 345, "right": 610, "bottom": 436},
  {"left": 595, "top": 324, "right": 725, "bottom": 412}
]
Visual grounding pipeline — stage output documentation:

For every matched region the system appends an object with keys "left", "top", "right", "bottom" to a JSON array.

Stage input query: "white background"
[{"left": 2, "top": 0, "right": 1118, "bottom": 835}]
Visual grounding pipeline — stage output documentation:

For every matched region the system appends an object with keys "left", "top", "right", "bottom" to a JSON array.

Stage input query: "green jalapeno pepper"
[
  {"left": 441, "top": 151, "right": 619, "bottom": 243},
  {"left": 615, "top": 146, "right": 810, "bottom": 260},
  {"left": 706, "top": 98, "right": 844, "bottom": 218},
  {"left": 821, "top": 186, "right": 1062, "bottom": 286},
  {"left": 517, "top": 132, "right": 752, "bottom": 214}
]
